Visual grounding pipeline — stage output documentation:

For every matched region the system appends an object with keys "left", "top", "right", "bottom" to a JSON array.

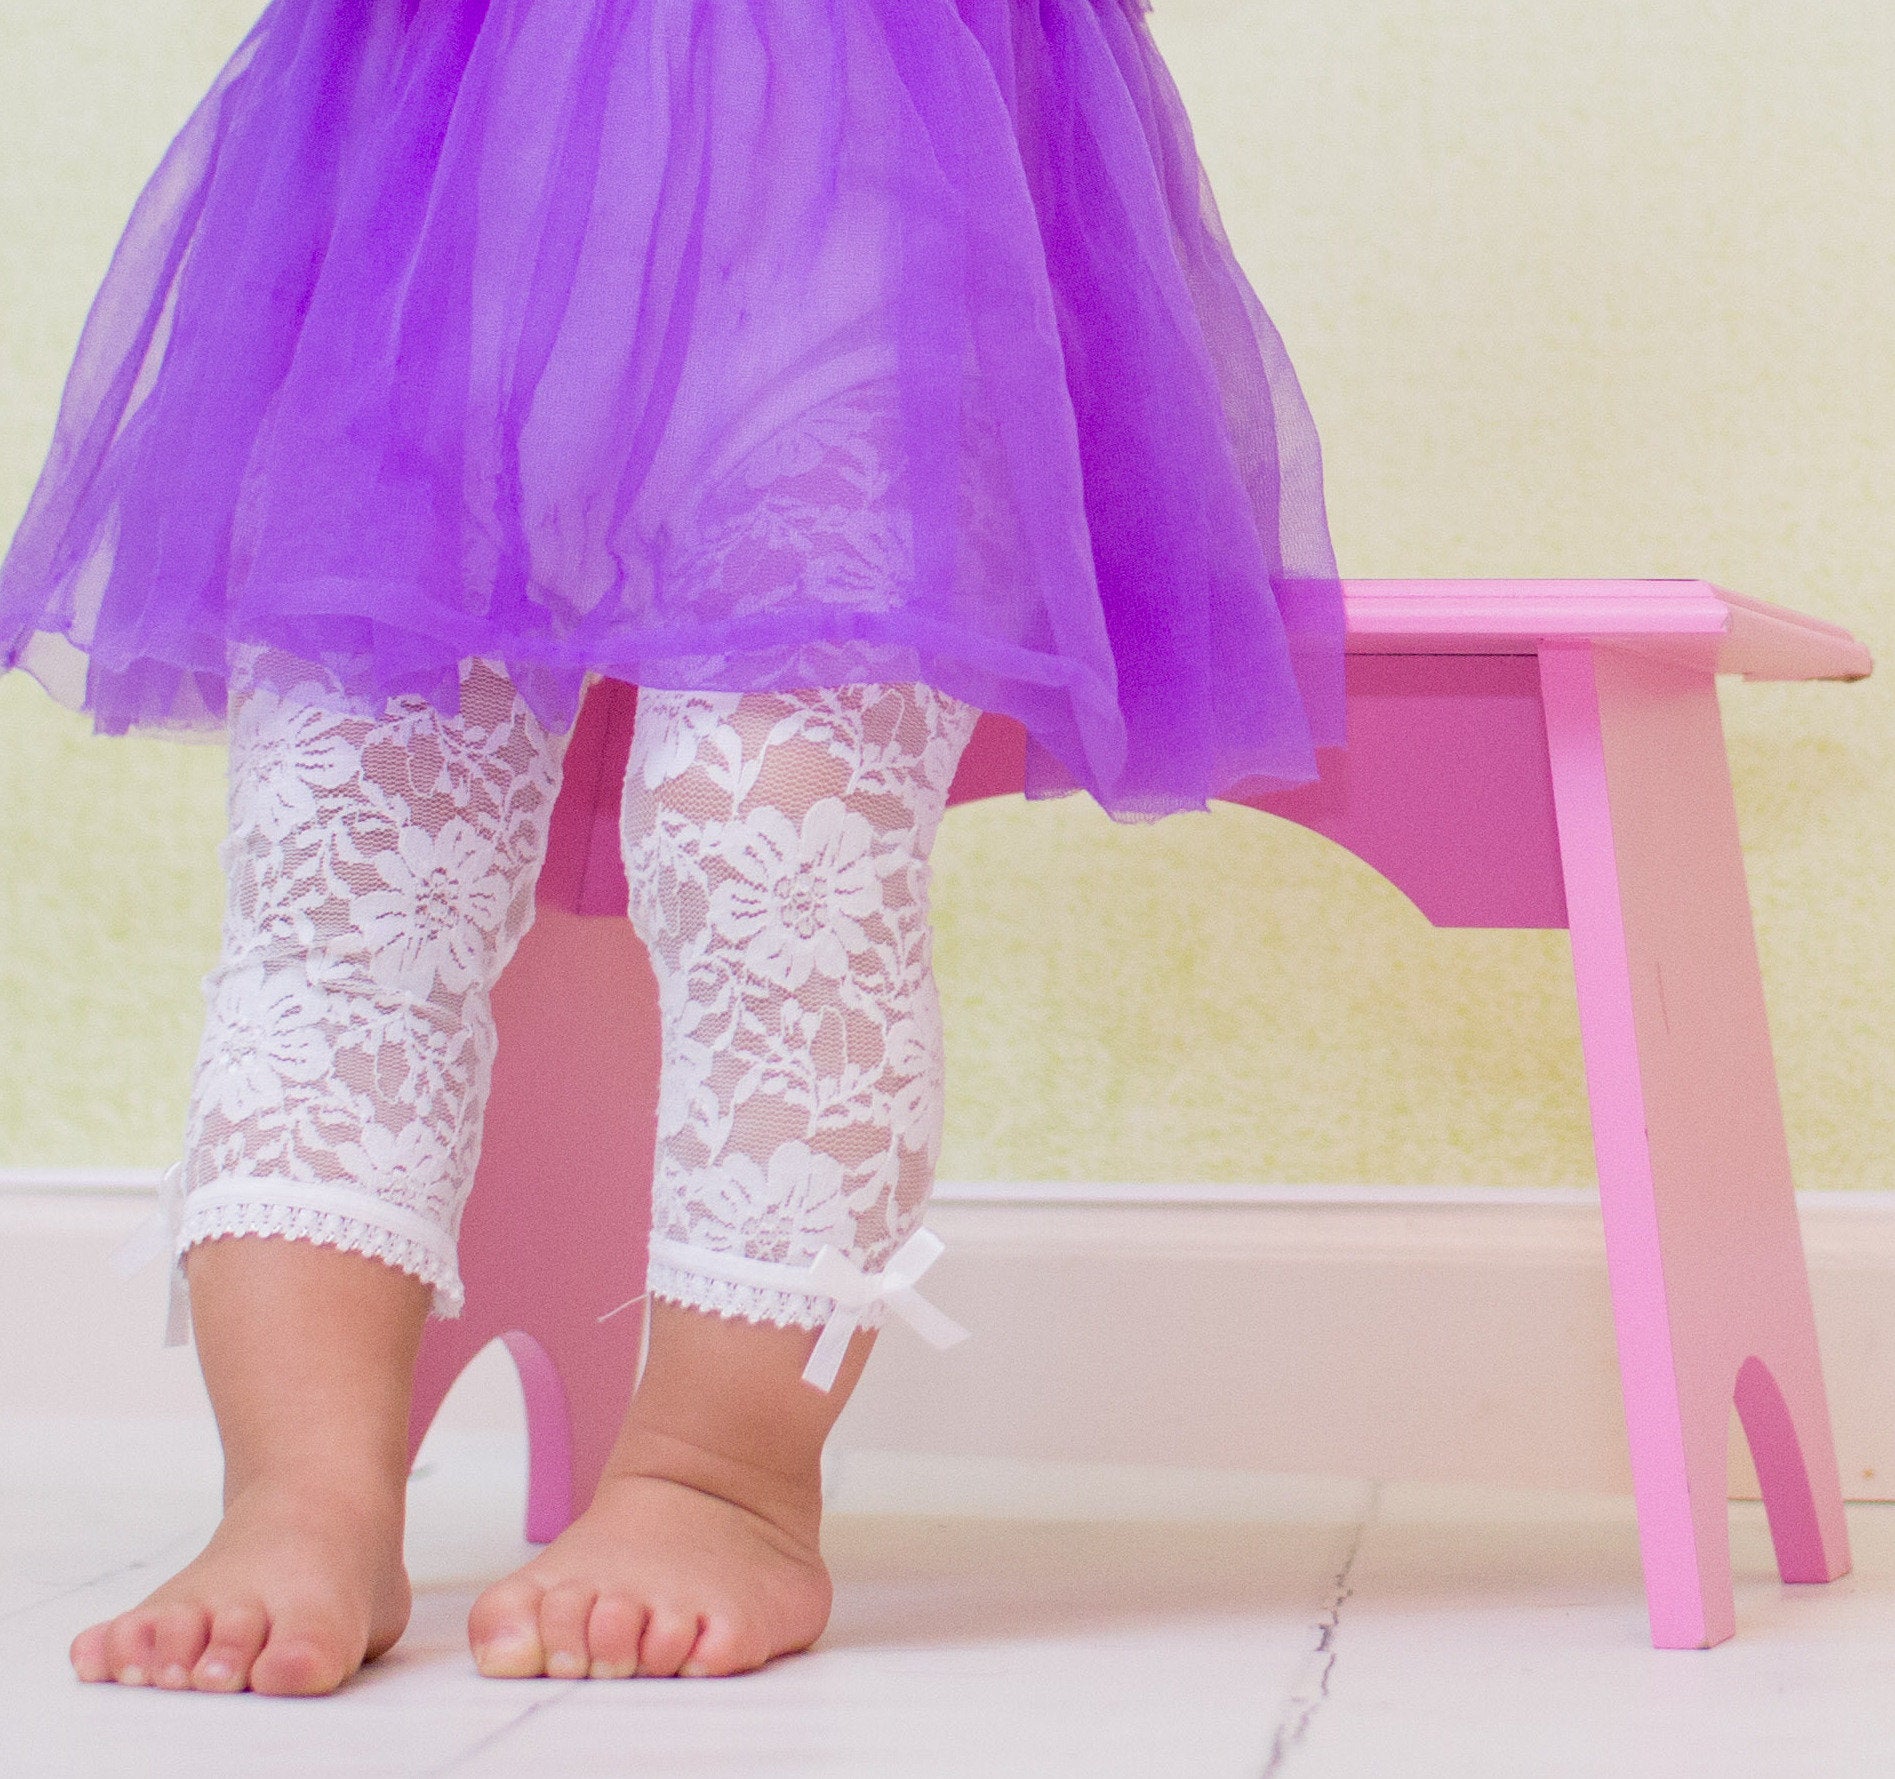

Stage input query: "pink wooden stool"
[{"left": 410, "top": 579, "right": 1872, "bottom": 1649}]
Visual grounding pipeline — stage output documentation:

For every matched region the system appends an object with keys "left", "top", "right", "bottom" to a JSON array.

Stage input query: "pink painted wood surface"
[
  {"left": 947, "top": 654, "right": 1569, "bottom": 931},
  {"left": 407, "top": 579, "right": 1866, "bottom": 1651},
  {"left": 948, "top": 660, "right": 1565, "bottom": 930},
  {"left": 1541, "top": 642, "right": 1849, "bottom": 1646},
  {"left": 1343, "top": 580, "right": 1872, "bottom": 681},
  {"left": 1222, "top": 655, "right": 1566, "bottom": 929},
  {"left": 536, "top": 679, "right": 638, "bottom": 919}
]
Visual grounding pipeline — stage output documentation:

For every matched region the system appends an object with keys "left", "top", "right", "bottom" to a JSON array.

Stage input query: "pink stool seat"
[{"left": 411, "top": 579, "right": 1872, "bottom": 1648}]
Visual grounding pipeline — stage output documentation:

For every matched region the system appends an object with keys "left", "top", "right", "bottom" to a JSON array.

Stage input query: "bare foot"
[
  {"left": 467, "top": 1304, "right": 860, "bottom": 1681},
  {"left": 468, "top": 1460, "right": 831, "bottom": 1680},
  {"left": 69, "top": 1477, "right": 411, "bottom": 1696},
  {"left": 69, "top": 1237, "right": 431, "bottom": 1696}
]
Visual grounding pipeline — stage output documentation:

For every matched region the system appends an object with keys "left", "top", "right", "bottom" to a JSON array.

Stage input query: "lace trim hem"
[
  {"left": 177, "top": 1198, "right": 465, "bottom": 1319},
  {"left": 646, "top": 1254, "right": 891, "bottom": 1334}
]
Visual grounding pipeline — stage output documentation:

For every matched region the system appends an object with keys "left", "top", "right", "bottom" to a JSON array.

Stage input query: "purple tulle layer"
[{"left": 0, "top": 0, "right": 1342, "bottom": 816}]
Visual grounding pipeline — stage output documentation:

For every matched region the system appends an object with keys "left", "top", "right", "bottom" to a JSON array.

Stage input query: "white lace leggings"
[{"left": 177, "top": 653, "right": 978, "bottom": 1359}]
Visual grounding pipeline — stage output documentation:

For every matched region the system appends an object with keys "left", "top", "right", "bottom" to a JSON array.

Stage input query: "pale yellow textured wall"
[{"left": 2, "top": 2, "right": 1889, "bottom": 1188}]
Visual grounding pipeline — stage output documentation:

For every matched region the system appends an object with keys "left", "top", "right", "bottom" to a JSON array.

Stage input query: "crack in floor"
[
  {"left": 0, "top": 1526, "right": 203, "bottom": 1629},
  {"left": 1261, "top": 1481, "right": 1381, "bottom": 1777},
  {"left": 430, "top": 1680, "right": 580, "bottom": 1776}
]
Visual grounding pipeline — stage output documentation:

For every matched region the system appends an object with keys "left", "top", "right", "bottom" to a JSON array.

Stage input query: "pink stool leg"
[
  {"left": 409, "top": 905, "right": 660, "bottom": 1541},
  {"left": 1541, "top": 641, "right": 1849, "bottom": 1648}
]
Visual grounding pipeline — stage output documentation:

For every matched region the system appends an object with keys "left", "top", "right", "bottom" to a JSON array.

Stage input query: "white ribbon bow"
[
  {"left": 801, "top": 1228, "right": 968, "bottom": 1392},
  {"left": 114, "top": 1163, "right": 192, "bottom": 1347}
]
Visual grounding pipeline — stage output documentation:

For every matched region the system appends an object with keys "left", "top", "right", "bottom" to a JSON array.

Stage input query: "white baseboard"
[
  {"left": 5, "top": 1177, "right": 1892, "bottom": 1501},
  {"left": 847, "top": 1188, "right": 1895, "bottom": 1502}
]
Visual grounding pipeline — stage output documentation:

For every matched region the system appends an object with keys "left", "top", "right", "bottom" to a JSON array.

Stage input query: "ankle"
[
  {"left": 595, "top": 1301, "right": 871, "bottom": 1553},
  {"left": 604, "top": 1419, "right": 824, "bottom": 1554},
  {"left": 220, "top": 1458, "right": 410, "bottom": 1532},
  {"left": 185, "top": 1236, "right": 430, "bottom": 1531}
]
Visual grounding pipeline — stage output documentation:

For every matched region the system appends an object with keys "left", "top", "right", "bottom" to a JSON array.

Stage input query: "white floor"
[{"left": 4, "top": 1419, "right": 1894, "bottom": 1778}]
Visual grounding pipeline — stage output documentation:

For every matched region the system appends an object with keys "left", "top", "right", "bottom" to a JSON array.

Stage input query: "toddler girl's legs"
[
  {"left": 629, "top": 683, "right": 980, "bottom": 1332},
  {"left": 77, "top": 669, "right": 974, "bottom": 1690},
  {"left": 469, "top": 683, "right": 978, "bottom": 1681},
  {"left": 178, "top": 649, "right": 567, "bottom": 1311},
  {"left": 74, "top": 653, "right": 566, "bottom": 1695}
]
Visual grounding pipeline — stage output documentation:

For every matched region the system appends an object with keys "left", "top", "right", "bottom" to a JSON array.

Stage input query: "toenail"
[
  {"left": 199, "top": 1658, "right": 235, "bottom": 1685},
  {"left": 159, "top": 1664, "right": 191, "bottom": 1688},
  {"left": 119, "top": 1667, "right": 148, "bottom": 1687},
  {"left": 545, "top": 1651, "right": 587, "bottom": 1678}
]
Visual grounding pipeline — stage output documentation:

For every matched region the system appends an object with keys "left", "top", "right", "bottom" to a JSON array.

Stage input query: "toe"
[
  {"left": 70, "top": 1623, "right": 111, "bottom": 1685},
  {"left": 103, "top": 1612, "right": 158, "bottom": 1686},
  {"left": 586, "top": 1594, "right": 648, "bottom": 1680},
  {"left": 680, "top": 1613, "right": 766, "bottom": 1679},
  {"left": 537, "top": 1583, "right": 598, "bottom": 1681},
  {"left": 151, "top": 1606, "right": 212, "bottom": 1690},
  {"left": 250, "top": 1609, "right": 359, "bottom": 1697},
  {"left": 193, "top": 1602, "right": 269, "bottom": 1693},
  {"left": 637, "top": 1605, "right": 703, "bottom": 1678},
  {"left": 469, "top": 1580, "right": 548, "bottom": 1679}
]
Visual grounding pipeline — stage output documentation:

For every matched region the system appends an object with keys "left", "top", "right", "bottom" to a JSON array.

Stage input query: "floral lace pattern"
[
  {"left": 179, "top": 650, "right": 566, "bottom": 1315},
  {"left": 659, "top": 379, "right": 911, "bottom": 628},
  {"left": 177, "top": 659, "right": 974, "bottom": 1333},
  {"left": 651, "top": 374, "right": 1041, "bottom": 697},
  {"left": 624, "top": 685, "right": 978, "bottom": 1329}
]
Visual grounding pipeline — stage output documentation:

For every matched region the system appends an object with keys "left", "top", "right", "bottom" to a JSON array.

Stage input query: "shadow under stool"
[{"left": 409, "top": 578, "right": 1872, "bottom": 1650}]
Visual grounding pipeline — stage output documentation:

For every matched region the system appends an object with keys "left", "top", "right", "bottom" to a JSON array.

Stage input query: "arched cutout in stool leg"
[
  {"left": 410, "top": 888, "right": 660, "bottom": 1542},
  {"left": 407, "top": 1332, "right": 580, "bottom": 1545},
  {"left": 501, "top": 1331, "right": 578, "bottom": 1544},
  {"left": 1735, "top": 1354, "right": 1839, "bottom": 1586}
]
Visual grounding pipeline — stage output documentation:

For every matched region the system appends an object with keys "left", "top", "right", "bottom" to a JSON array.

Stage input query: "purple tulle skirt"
[{"left": 0, "top": 0, "right": 1342, "bottom": 816}]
